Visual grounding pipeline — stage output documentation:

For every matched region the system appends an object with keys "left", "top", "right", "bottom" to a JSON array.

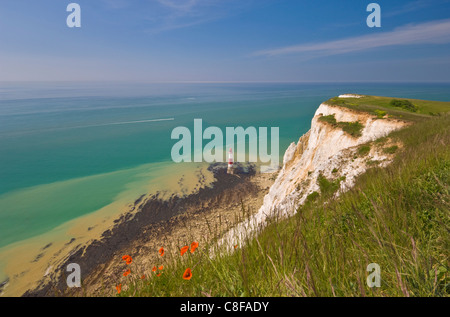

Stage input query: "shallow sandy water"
[{"left": 0, "top": 161, "right": 214, "bottom": 297}]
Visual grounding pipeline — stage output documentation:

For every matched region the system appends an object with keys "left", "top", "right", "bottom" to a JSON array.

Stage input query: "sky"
[{"left": 0, "top": 0, "right": 450, "bottom": 82}]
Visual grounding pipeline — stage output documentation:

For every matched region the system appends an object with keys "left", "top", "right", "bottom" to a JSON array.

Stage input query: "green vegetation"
[
  {"left": 319, "top": 114, "right": 364, "bottom": 137},
  {"left": 358, "top": 145, "right": 371, "bottom": 156},
  {"left": 366, "top": 159, "right": 380, "bottom": 166},
  {"left": 374, "top": 109, "right": 387, "bottom": 118},
  {"left": 383, "top": 145, "right": 399, "bottom": 154},
  {"left": 374, "top": 136, "right": 387, "bottom": 145},
  {"left": 328, "top": 96, "right": 348, "bottom": 106},
  {"left": 317, "top": 174, "right": 345, "bottom": 197},
  {"left": 306, "top": 191, "right": 320, "bottom": 203},
  {"left": 326, "top": 95, "right": 449, "bottom": 122},
  {"left": 390, "top": 99, "right": 418, "bottom": 112},
  {"left": 117, "top": 97, "right": 450, "bottom": 298},
  {"left": 339, "top": 121, "right": 364, "bottom": 137},
  {"left": 318, "top": 114, "right": 337, "bottom": 125}
]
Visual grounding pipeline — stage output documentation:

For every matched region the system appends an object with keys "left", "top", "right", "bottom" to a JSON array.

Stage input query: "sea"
[{"left": 0, "top": 82, "right": 449, "bottom": 292}]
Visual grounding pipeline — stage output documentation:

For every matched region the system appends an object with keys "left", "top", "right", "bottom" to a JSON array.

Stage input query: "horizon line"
[{"left": 1, "top": 80, "right": 450, "bottom": 84}]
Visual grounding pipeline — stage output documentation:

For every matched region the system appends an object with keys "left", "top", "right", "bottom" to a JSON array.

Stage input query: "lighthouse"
[{"left": 227, "top": 148, "right": 234, "bottom": 174}]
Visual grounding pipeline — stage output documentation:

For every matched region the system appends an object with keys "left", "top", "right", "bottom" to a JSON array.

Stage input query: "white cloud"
[{"left": 253, "top": 19, "right": 450, "bottom": 57}]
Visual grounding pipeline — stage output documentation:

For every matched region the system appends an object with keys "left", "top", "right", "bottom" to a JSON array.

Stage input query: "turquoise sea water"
[{"left": 1, "top": 82, "right": 450, "bottom": 249}]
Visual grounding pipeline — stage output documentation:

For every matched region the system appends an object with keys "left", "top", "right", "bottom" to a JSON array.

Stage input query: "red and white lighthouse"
[{"left": 227, "top": 148, "right": 234, "bottom": 174}]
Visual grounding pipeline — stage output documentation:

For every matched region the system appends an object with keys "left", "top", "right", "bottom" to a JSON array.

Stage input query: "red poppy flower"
[
  {"left": 190, "top": 241, "right": 199, "bottom": 253},
  {"left": 183, "top": 268, "right": 192, "bottom": 280},
  {"left": 116, "top": 284, "right": 122, "bottom": 294},
  {"left": 180, "top": 245, "right": 189, "bottom": 256},
  {"left": 122, "top": 255, "right": 132, "bottom": 265},
  {"left": 159, "top": 247, "right": 164, "bottom": 256},
  {"left": 152, "top": 266, "right": 157, "bottom": 272},
  {"left": 159, "top": 265, "right": 164, "bottom": 270},
  {"left": 141, "top": 275, "right": 146, "bottom": 280},
  {"left": 156, "top": 273, "right": 162, "bottom": 277},
  {"left": 123, "top": 269, "right": 131, "bottom": 277}
]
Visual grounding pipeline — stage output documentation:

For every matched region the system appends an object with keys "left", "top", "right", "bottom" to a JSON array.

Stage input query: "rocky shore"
[{"left": 23, "top": 162, "right": 275, "bottom": 297}]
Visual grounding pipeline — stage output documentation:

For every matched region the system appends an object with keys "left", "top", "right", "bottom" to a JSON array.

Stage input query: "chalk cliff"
[{"left": 219, "top": 101, "right": 408, "bottom": 249}]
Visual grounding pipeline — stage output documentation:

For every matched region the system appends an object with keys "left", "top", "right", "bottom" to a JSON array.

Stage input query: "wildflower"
[
  {"left": 180, "top": 245, "right": 189, "bottom": 256},
  {"left": 190, "top": 241, "right": 199, "bottom": 253},
  {"left": 183, "top": 268, "right": 192, "bottom": 280},
  {"left": 159, "top": 265, "right": 164, "bottom": 270},
  {"left": 234, "top": 245, "right": 238, "bottom": 249},
  {"left": 122, "top": 255, "right": 132, "bottom": 265},
  {"left": 152, "top": 266, "right": 157, "bottom": 272},
  {"left": 116, "top": 284, "right": 122, "bottom": 294},
  {"left": 159, "top": 247, "right": 164, "bottom": 256},
  {"left": 141, "top": 275, "right": 146, "bottom": 280},
  {"left": 156, "top": 273, "right": 162, "bottom": 277},
  {"left": 123, "top": 269, "right": 131, "bottom": 277}
]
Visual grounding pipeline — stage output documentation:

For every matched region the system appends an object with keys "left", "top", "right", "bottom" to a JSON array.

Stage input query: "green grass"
[
  {"left": 358, "top": 145, "right": 371, "bottom": 156},
  {"left": 319, "top": 114, "right": 364, "bottom": 137},
  {"left": 319, "top": 114, "right": 338, "bottom": 125},
  {"left": 306, "top": 191, "right": 320, "bottom": 202},
  {"left": 317, "top": 173, "right": 345, "bottom": 197},
  {"left": 115, "top": 99, "right": 450, "bottom": 298},
  {"left": 326, "top": 95, "right": 450, "bottom": 122},
  {"left": 383, "top": 145, "right": 399, "bottom": 154},
  {"left": 374, "top": 109, "right": 387, "bottom": 119}
]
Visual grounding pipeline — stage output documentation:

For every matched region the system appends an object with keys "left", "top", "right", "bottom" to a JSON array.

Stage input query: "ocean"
[{"left": 1, "top": 82, "right": 450, "bottom": 289}]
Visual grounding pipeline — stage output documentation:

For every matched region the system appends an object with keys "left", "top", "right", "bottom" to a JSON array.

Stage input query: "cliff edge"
[{"left": 219, "top": 101, "right": 408, "bottom": 249}]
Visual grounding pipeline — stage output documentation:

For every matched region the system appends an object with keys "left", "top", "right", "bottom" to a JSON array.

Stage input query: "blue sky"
[{"left": 1, "top": 0, "right": 450, "bottom": 82}]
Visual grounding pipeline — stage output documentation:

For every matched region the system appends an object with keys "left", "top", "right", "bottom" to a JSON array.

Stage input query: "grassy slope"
[
  {"left": 326, "top": 95, "right": 449, "bottom": 122},
  {"left": 117, "top": 96, "right": 450, "bottom": 297}
]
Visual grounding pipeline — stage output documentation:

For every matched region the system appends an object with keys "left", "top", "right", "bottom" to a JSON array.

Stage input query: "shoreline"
[
  {"left": 0, "top": 161, "right": 216, "bottom": 297},
  {"left": 21, "top": 162, "right": 275, "bottom": 297}
]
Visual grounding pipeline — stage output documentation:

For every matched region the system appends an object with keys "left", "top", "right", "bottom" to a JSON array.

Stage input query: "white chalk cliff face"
[{"left": 219, "top": 102, "right": 408, "bottom": 249}]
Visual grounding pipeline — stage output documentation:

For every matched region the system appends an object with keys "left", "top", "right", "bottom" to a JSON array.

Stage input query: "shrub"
[
  {"left": 339, "top": 121, "right": 364, "bottom": 137},
  {"left": 390, "top": 99, "right": 418, "bottom": 112}
]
